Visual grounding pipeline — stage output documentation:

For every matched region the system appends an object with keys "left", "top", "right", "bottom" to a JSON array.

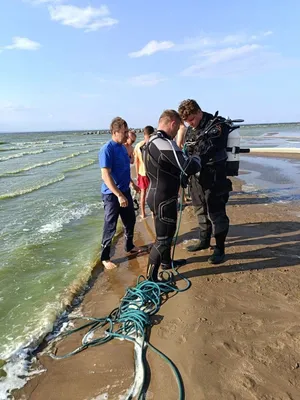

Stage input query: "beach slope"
[{"left": 15, "top": 178, "right": 300, "bottom": 400}]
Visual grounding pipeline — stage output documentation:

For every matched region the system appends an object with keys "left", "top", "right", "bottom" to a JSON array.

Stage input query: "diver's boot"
[
  {"left": 187, "top": 231, "right": 211, "bottom": 252},
  {"left": 208, "top": 231, "right": 227, "bottom": 264},
  {"left": 208, "top": 248, "right": 225, "bottom": 264}
]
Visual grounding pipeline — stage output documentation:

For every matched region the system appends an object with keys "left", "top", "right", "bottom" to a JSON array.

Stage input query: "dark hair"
[
  {"left": 110, "top": 117, "right": 128, "bottom": 134},
  {"left": 158, "top": 109, "right": 181, "bottom": 124},
  {"left": 178, "top": 99, "right": 201, "bottom": 121},
  {"left": 128, "top": 130, "right": 137, "bottom": 138},
  {"left": 144, "top": 125, "right": 154, "bottom": 136}
]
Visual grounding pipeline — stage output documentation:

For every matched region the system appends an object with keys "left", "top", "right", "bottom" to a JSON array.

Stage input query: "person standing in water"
[
  {"left": 99, "top": 117, "right": 143, "bottom": 270},
  {"left": 134, "top": 125, "right": 154, "bottom": 219}
]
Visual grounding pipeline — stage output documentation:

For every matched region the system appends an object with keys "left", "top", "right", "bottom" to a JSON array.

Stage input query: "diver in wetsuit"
[
  {"left": 143, "top": 109, "right": 201, "bottom": 281},
  {"left": 178, "top": 99, "right": 233, "bottom": 264}
]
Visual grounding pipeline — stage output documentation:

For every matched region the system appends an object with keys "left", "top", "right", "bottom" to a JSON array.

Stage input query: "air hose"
[{"left": 49, "top": 181, "right": 190, "bottom": 400}]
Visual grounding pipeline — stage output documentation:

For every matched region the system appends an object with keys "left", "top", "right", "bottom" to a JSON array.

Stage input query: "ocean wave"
[
  {"left": 38, "top": 202, "right": 101, "bottom": 234},
  {"left": 0, "top": 175, "right": 65, "bottom": 200},
  {"left": 0, "top": 349, "right": 46, "bottom": 400},
  {"left": 0, "top": 141, "right": 65, "bottom": 151},
  {"left": 11, "top": 140, "right": 50, "bottom": 146},
  {"left": 0, "top": 256, "right": 101, "bottom": 399},
  {"left": 0, "top": 149, "right": 44, "bottom": 162},
  {"left": 0, "top": 151, "right": 89, "bottom": 176},
  {"left": 63, "top": 159, "right": 96, "bottom": 172}
]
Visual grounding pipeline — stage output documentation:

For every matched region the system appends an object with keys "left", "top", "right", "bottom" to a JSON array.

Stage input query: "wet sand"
[
  {"left": 15, "top": 168, "right": 300, "bottom": 399},
  {"left": 247, "top": 151, "right": 300, "bottom": 159}
]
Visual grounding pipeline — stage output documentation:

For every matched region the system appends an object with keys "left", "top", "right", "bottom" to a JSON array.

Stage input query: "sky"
[{"left": 1, "top": 0, "right": 300, "bottom": 132}]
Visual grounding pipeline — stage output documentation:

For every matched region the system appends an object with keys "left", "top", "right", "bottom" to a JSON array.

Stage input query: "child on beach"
[{"left": 134, "top": 126, "right": 154, "bottom": 218}]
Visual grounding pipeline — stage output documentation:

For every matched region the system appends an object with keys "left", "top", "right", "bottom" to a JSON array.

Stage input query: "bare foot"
[{"left": 102, "top": 260, "right": 117, "bottom": 270}]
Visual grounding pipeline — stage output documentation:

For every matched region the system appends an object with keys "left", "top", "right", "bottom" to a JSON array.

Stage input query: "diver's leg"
[
  {"left": 147, "top": 197, "right": 179, "bottom": 281},
  {"left": 187, "top": 176, "right": 212, "bottom": 252},
  {"left": 207, "top": 182, "right": 230, "bottom": 264}
]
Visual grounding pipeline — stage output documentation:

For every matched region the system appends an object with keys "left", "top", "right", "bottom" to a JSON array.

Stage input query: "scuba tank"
[{"left": 225, "top": 117, "right": 250, "bottom": 176}]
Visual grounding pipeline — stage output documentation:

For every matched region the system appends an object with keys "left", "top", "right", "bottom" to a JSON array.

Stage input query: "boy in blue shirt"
[{"left": 99, "top": 117, "right": 142, "bottom": 269}]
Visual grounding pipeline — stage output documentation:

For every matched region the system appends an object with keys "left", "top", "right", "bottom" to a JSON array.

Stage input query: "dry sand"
[{"left": 15, "top": 177, "right": 300, "bottom": 400}]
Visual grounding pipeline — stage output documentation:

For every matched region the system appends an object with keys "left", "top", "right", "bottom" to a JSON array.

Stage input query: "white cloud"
[
  {"left": 48, "top": 5, "right": 118, "bottom": 32},
  {"left": 222, "top": 31, "right": 273, "bottom": 45},
  {"left": 180, "top": 44, "right": 297, "bottom": 78},
  {"left": 128, "top": 31, "right": 274, "bottom": 58},
  {"left": 200, "top": 44, "right": 261, "bottom": 64},
  {"left": 128, "top": 73, "right": 167, "bottom": 87},
  {"left": 4, "top": 37, "right": 41, "bottom": 51},
  {"left": 128, "top": 40, "right": 175, "bottom": 58},
  {"left": 181, "top": 44, "right": 263, "bottom": 76}
]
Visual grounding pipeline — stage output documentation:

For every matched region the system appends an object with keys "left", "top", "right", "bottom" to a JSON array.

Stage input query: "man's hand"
[
  {"left": 132, "top": 183, "right": 141, "bottom": 193},
  {"left": 118, "top": 194, "right": 128, "bottom": 207}
]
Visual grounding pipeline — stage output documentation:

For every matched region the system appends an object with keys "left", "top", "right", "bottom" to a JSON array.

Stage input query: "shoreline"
[
  {"left": 13, "top": 168, "right": 300, "bottom": 399},
  {"left": 246, "top": 150, "right": 300, "bottom": 159}
]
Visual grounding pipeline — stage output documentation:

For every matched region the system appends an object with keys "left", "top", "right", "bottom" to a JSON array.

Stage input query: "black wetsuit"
[
  {"left": 185, "top": 112, "right": 232, "bottom": 252},
  {"left": 144, "top": 130, "right": 201, "bottom": 281}
]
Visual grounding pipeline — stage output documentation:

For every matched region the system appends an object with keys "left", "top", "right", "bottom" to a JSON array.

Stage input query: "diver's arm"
[
  {"left": 176, "top": 123, "right": 187, "bottom": 149},
  {"left": 161, "top": 140, "right": 201, "bottom": 176}
]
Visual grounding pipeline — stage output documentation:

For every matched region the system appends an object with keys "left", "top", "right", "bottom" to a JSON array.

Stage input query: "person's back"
[
  {"left": 134, "top": 140, "right": 147, "bottom": 176},
  {"left": 145, "top": 132, "right": 183, "bottom": 201}
]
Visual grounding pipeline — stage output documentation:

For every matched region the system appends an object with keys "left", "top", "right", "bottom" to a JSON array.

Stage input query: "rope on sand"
[{"left": 49, "top": 193, "right": 189, "bottom": 400}]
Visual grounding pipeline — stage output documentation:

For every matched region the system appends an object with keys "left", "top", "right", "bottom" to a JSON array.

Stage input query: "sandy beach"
[{"left": 14, "top": 158, "right": 300, "bottom": 400}]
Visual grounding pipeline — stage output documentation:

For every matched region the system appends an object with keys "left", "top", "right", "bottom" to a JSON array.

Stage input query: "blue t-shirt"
[{"left": 99, "top": 140, "right": 131, "bottom": 194}]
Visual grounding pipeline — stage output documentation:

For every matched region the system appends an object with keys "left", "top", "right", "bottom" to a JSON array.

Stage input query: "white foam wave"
[
  {"left": 0, "top": 151, "right": 89, "bottom": 176},
  {"left": 242, "top": 183, "right": 258, "bottom": 193},
  {"left": 0, "top": 350, "right": 46, "bottom": 400},
  {"left": 0, "top": 149, "right": 44, "bottom": 161},
  {"left": 11, "top": 140, "right": 50, "bottom": 146},
  {"left": 64, "top": 159, "right": 96, "bottom": 172},
  {"left": 2, "top": 141, "right": 65, "bottom": 151},
  {"left": 0, "top": 175, "right": 65, "bottom": 200},
  {"left": 38, "top": 203, "right": 100, "bottom": 234}
]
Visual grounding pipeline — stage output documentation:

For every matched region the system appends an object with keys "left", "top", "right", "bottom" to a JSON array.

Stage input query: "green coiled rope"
[{"left": 50, "top": 188, "right": 190, "bottom": 400}]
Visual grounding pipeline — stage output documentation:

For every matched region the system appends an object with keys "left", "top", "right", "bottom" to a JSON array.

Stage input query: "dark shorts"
[{"left": 137, "top": 174, "right": 150, "bottom": 190}]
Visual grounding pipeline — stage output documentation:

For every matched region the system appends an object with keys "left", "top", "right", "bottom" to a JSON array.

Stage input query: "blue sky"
[{"left": 1, "top": 0, "right": 300, "bottom": 132}]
